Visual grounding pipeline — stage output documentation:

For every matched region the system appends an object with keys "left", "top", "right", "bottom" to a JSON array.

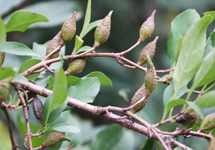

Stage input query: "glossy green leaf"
[
  {"left": 85, "top": 71, "right": 112, "bottom": 86},
  {"left": 0, "top": 17, "right": 6, "bottom": 48},
  {"left": 173, "top": 15, "right": 214, "bottom": 97},
  {"left": 76, "top": 46, "right": 92, "bottom": 54},
  {"left": 79, "top": 0, "right": 91, "bottom": 38},
  {"left": 50, "top": 123, "right": 80, "bottom": 133},
  {"left": 210, "top": 31, "right": 215, "bottom": 47},
  {"left": 11, "top": 75, "right": 28, "bottom": 84},
  {"left": 67, "top": 77, "right": 100, "bottom": 103},
  {"left": 92, "top": 125, "right": 123, "bottom": 150},
  {"left": 167, "top": 9, "right": 200, "bottom": 66},
  {"left": 72, "top": 35, "right": 84, "bottom": 55},
  {"left": 67, "top": 76, "right": 81, "bottom": 87},
  {"left": 1, "top": 42, "right": 38, "bottom": 56},
  {"left": 0, "top": 67, "right": 15, "bottom": 80},
  {"left": 5, "top": 10, "right": 48, "bottom": 32},
  {"left": 81, "top": 19, "right": 102, "bottom": 39},
  {"left": 191, "top": 47, "right": 215, "bottom": 89},
  {"left": 196, "top": 91, "right": 215, "bottom": 108},
  {"left": 18, "top": 59, "right": 41, "bottom": 80}
]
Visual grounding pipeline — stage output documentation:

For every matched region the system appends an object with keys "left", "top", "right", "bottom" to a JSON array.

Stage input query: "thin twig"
[
  {"left": 119, "top": 39, "right": 141, "bottom": 55},
  {"left": 156, "top": 68, "right": 174, "bottom": 73}
]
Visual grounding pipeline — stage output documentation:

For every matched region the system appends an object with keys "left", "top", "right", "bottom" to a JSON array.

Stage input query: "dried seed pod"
[
  {"left": 45, "top": 31, "right": 65, "bottom": 59},
  {"left": 175, "top": 112, "right": 199, "bottom": 130},
  {"left": 93, "top": 11, "right": 113, "bottom": 48},
  {"left": 41, "top": 132, "right": 71, "bottom": 148},
  {"left": 199, "top": 113, "right": 215, "bottom": 132},
  {"left": 65, "top": 58, "right": 87, "bottom": 75},
  {"left": 139, "top": 10, "right": 156, "bottom": 42},
  {"left": 33, "top": 95, "right": 43, "bottom": 124},
  {"left": 1, "top": 52, "right": 5, "bottom": 67},
  {"left": 130, "top": 84, "right": 147, "bottom": 114},
  {"left": 208, "top": 137, "right": 215, "bottom": 150},
  {"left": 0, "top": 77, "right": 12, "bottom": 103},
  {"left": 138, "top": 36, "right": 158, "bottom": 66},
  {"left": 60, "top": 11, "right": 77, "bottom": 42},
  {"left": 144, "top": 54, "right": 157, "bottom": 96}
]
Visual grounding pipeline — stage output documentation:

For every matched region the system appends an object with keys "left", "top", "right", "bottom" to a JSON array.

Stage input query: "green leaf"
[
  {"left": 72, "top": 35, "right": 84, "bottom": 55},
  {"left": 204, "top": 10, "right": 215, "bottom": 20},
  {"left": 5, "top": 10, "right": 48, "bottom": 32},
  {"left": 85, "top": 71, "right": 112, "bottom": 86},
  {"left": 11, "top": 75, "right": 28, "bottom": 84},
  {"left": 191, "top": 47, "right": 215, "bottom": 89},
  {"left": 67, "top": 77, "right": 100, "bottom": 103},
  {"left": 175, "top": 35, "right": 183, "bottom": 64},
  {"left": 76, "top": 46, "right": 92, "bottom": 54},
  {"left": 81, "top": 19, "right": 102, "bottom": 39},
  {"left": 196, "top": 91, "right": 215, "bottom": 108},
  {"left": 167, "top": 9, "right": 200, "bottom": 66},
  {"left": 67, "top": 76, "right": 81, "bottom": 87},
  {"left": 35, "top": 76, "right": 52, "bottom": 88},
  {"left": 92, "top": 125, "right": 123, "bottom": 150},
  {"left": 18, "top": 59, "right": 41, "bottom": 80},
  {"left": 173, "top": 15, "right": 214, "bottom": 97},
  {"left": 1, "top": 42, "right": 38, "bottom": 56},
  {"left": 204, "top": 37, "right": 214, "bottom": 57},
  {"left": 139, "top": 138, "right": 154, "bottom": 150},
  {"left": 0, "top": 67, "right": 15, "bottom": 80},
  {"left": 210, "top": 31, "right": 215, "bottom": 47},
  {"left": 0, "top": 17, "right": 6, "bottom": 48},
  {"left": 50, "top": 123, "right": 80, "bottom": 133},
  {"left": 79, "top": 0, "right": 91, "bottom": 38}
]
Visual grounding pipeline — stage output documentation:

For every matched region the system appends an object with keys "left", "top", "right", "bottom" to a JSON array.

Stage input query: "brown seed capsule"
[
  {"left": 33, "top": 95, "right": 43, "bottom": 124},
  {"left": 0, "top": 77, "right": 12, "bottom": 103},
  {"left": 138, "top": 36, "right": 158, "bottom": 66},
  {"left": 199, "top": 113, "right": 215, "bottom": 132},
  {"left": 208, "top": 137, "right": 215, "bottom": 150},
  {"left": 0, "top": 52, "right": 5, "bottom": 67},
  {"left": 144, "top": 54, "right": 157, "bottom": 96},
  {"left": 45, "top": 31, "right": 65, "bottom": 59},
  {"left": 139, "top": 10, "right": 156, "bottom": 42},
  {"left": 93, "top": 11, "right": 113, "bottom": 48},
  {"left": 65, "top": 58, "right": 87, "bottom": 75},
  {"left": 60, "top": 11, "right": 77, "bottom": 42},
  {"left": 41, "top": 132, "right": 71, "bottom": 148}
]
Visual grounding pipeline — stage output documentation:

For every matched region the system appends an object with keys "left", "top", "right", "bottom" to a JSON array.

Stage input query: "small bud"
[
  {"left": 144, "top": 54, "right": 157, "bottom": 96},
  {"left": 46, "top": 32, "right": 65, "bottom": 59},
  {"left": 0, "top": 77, "right": 12, "bottom": 103},
  {"left": 130, "top": 84, "right": 147, "bottom": 114},
  {"left": 138, "top": 36, "right": 158, "bottom": 65},
  {"left": 199, "top": 113, "right": 215, "bottom": 132},
  {"left": 93, "top": 11, "right": 113, "bottom": 48},
  {"left": 60, "top": 11, "right": 77, "bottom": 42},
  {"left": 42, "top": 132, "right": 71, "bottom": 148},
  {"left": 33, "top": 95, "right": 43, "bottom": 124},
  {"left": 65, "top": 58, "right": 87, "bottom": 75},
  {"left": 139, "top": 10, "right": 156, "bottom": 42},
  {"left": 1, "top": 52, "right": 5, "bottom": 67},
  {"left": 208, "top": 137, "right": 215, "bottom": 150}
]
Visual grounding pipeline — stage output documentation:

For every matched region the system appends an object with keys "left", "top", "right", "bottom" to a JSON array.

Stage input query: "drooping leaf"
[
  {"left": 173, "top": 15, "right": 214, "bottom": 97},
  {"left": 5, "top": 10, "right": 48, "bottom": 32},
  {"left": 0, "top": 17, "right": 6, "bottom": 49},
  {"left": 167, "top": 9, "right": 200, "bottom": 66},
  {"left": 196, "top": 91, "right": 215, "bottom": 109},
  {"left": 72, "top": 35, "right": 84, "bottom": 55},
  {"left": 67, "top": 77, "right": 100, "bottom": 103},
  {"left": 11, "top": 75, "right": 28, "bottom": 84},
  {"left": 1, "top": 42, "right": 38, "bottom": 56},
  {"left": 85, "top": 71, "right": 112, "bottom": 86},
  {"left": 81, "top": 19, "right": 102, "bottom": 39},
  {"left": 50, "top": 123, "right": 80, "bottom": 133}
]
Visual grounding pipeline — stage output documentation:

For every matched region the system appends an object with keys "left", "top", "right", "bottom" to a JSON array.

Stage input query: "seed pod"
[
  {"left": 0, "top": 77, "right": 12, "bottom": 103},
  {"left": 138, "top": 36, "right": 158, "bottom": 66},
  {"left": 93, "top": 11, "right": 113, "bottom": 48},
  {"left": 175, "top": 112, "right": 199, "bottom": 130},
  {"left": 1, "top": 52, "right": 5, "bottom": 67},
  {"left": 144, "top": 54, "right": 157, "bottom": 96},
  {"left": 41, "top": 132, "right": 71, "bottom": 148},
  {"left": 60, "top": 11, "right": 77, "bottom": 42},
  {"left": 33, "top": 95, "right": 43, "bottom": 124},
  {"left": 45, "top": 31, "right": 65, "bottom": 59},
  {"left": 139, "top": 10, "right": 156, "bottom": 42},
  {"left": 65, "top": 58, "right": 87, "bottom": 75},
  {"left": 130, "top": 84, "right": 147, "bottom": 114},
  {"left": 208, "top": 137, "right": 215, "bottom": 150},
  {"left": 199, "top": 113, "right": 215, "bottom": 132}
]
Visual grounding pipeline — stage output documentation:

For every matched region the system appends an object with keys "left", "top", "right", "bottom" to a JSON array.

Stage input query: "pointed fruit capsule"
[
  {"left": 199, "top": 113, "right": 215, "bottom": 132},
  {"left": 93, "top": 11, "right": 113, "bottom": 48},
  {"left": 41, "top": 132, "right": 71, "bottom": 148},
  {"left": 139, "top": 10, "right": 156, "bottom": 42},
  {"left": 33, "top": 95, "right": 43, "bottom": 124},
  {"left": 208, "top": 137, "right": 215, "bottom": 150},
  {"left": 60, "top": 11, "right": 77, "bottom": 42},
  {"left": 0, "top": 52, "right": 5, "bottom": 67},
  {"left": 0, "top": 77, "right": 12, "bottom": 103},
  {"left": 138, "top": 36, "right": 158, "bottom": 66},
  {"left": 65, "top": 58, "right": 87, "bottom": 75}
]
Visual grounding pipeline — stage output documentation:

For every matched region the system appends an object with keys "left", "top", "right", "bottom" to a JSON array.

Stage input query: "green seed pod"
[
  {"left": 60, "top": 11, "right": 77, "bottom": 42},
  {"left": 199, "top": 113, "right": 215, "bottom": 132},
  {"left": 33, "top": 95, "right": 43, "bottom": 124},
  {"left": 0, "top": 52, "right": 5, "bottom": 67},
  {"left": 139, "top": 10, "right": 156, "bottom": 42},
  {"left": 65, "top": 58, "right": 87, "bottom": 75},
  {"left": 138, "top": 36, "right": 158, "bottom": 66},
  {"left": 0, "top": 77, "right": 12, "bottom": 103},
  {"left": 42, "top": 132, "right": 71, "bottom": 148},
  {"left": 93, "top": 11, "right": 113, "bottom": 48},
  {"left": 45, "top": 31, "right": 65, "bottom": 59},
  {"left": 208, "top": 137, "right": 215, "bottom": 150},
  {"left": 130, "top": 84, "right": 147, "bottom": 114},
  {"left": 144, "top": 54, "right": 157, "bottom": 96}
]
